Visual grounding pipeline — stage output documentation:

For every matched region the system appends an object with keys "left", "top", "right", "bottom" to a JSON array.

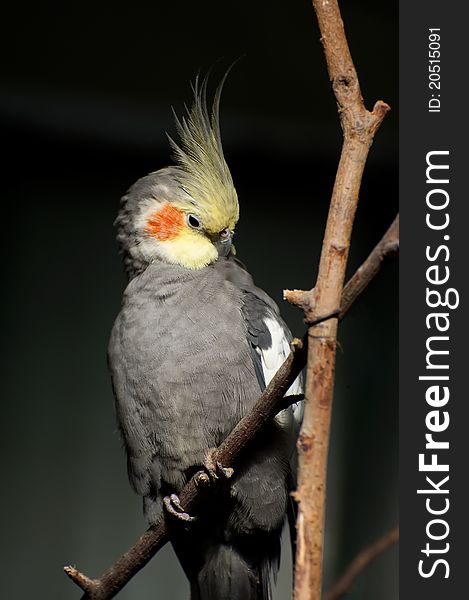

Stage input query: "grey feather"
[{"left": 168, "top": 73, "right": 239, "bottom": 227}]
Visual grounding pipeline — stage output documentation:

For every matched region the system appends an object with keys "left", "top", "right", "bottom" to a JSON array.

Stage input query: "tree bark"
[{"left": 286, "top": 2, "right": 390, "bottom": 599}]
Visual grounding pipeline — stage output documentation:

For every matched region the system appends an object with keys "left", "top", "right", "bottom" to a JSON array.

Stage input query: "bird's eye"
[{"left": 187, "top": 214, "right": 202, "bottom": 229}]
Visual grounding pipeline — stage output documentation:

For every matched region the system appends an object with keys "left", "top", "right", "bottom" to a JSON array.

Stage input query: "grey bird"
[{"left": 108, "top": 77, "right": 303, "bottom": 599}]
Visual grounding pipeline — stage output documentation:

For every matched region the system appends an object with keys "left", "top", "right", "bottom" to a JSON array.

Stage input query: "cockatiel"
[{"left": 108, "top": 75, "right": 303, "bottom": 600}]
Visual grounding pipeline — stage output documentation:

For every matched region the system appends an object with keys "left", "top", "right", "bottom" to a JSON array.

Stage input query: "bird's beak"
[{"left": 211, "top": 228, "right": 233, "bottom": 257}]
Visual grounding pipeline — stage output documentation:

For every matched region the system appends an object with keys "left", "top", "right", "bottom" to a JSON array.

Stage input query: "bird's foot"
[
  {"left": 204, "top": 448, "right": 234, "bottom": 482},
  {"left": 163, "top": 493, "right": 196, "bottom": 522}
]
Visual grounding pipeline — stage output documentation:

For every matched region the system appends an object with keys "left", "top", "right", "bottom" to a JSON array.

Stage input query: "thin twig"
[
  {"left": 324, "top": 527, "right": 399, "bottom": 600},
  {"left": 285, "top": 1, "right": 390, "bottom": 599},
  {"left": 284, "top": 212, "right": 399, "bottom": 324},
  {"left": 340, "top": 215, "right": 399, "bottom": 320},
  {"left": 64, "top": 218, "right": 397, "bottom": 599}
]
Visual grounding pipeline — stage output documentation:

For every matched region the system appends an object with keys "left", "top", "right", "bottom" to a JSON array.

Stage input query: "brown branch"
[
  {"left": 64, "top": 215, "right": 397, "bottom": 600},
  {"left": 324, "top": 527, "right": 399, "bottom": 600},
  {"left": 340, "top": 215, "right": 399, "bottom": 320},
  {"left": 284, "top": 212, "right": 399, "bottom": 323},
  {"left": 286, "top": 2, "right": 390, "bottom": 600}
]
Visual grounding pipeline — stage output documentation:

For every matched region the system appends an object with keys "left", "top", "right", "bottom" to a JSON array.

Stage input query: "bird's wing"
[
  {"left": 219, "top": 256, "right": 304, "bottom": 428},
  {"left": 242, "top": 290, "right": 303, "bottom": 430},
  {"left": 220, "top": 256, "right": 303, "bottom": 563},
  {"left": 241, "top": 285, "right": 303, "bottom": 565}
]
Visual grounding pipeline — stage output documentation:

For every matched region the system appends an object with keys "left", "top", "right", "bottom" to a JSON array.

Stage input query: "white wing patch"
[{"left": 259, "top": 315, "right": 304, "bottom": 431}]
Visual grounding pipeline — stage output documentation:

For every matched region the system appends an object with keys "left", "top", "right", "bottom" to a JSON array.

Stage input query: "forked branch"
[{"left": 286, "top": 1, "right": 391, "bottom": 599}]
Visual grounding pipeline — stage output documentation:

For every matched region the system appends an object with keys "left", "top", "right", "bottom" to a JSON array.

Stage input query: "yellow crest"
[{"left": 168, "top": 73, "right": 239, "bottom": 233}]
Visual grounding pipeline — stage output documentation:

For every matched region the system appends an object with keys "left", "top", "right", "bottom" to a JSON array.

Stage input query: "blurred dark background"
[{"left": 1, "top": 1, "right": 397, "bottom": 598}]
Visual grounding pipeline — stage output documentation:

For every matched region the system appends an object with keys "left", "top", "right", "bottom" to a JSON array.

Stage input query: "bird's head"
[{"left": 115, "top": 75, "right": 239, "bottom": 278}]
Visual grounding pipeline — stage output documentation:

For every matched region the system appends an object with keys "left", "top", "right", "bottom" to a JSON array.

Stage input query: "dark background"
[{"left": 1, "top": 1, "right": 397, "bottom": 598}]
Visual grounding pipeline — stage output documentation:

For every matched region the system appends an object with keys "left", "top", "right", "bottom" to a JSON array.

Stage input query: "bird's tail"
[{"left": 190, "top": 543, "right": 271, "bottom": 600}]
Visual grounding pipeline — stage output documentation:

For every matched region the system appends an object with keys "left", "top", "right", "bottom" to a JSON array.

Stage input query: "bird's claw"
[
  {"left": 204, "top": 448, "right": 234, "bottom": 482},
  {"left": 163, "top": 493, "right": 196, "bottom": 522}
]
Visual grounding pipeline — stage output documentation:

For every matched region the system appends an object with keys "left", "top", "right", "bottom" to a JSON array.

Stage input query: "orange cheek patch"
[{"left": 145, "top": 204, "right": 184, "bottom": 241}]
